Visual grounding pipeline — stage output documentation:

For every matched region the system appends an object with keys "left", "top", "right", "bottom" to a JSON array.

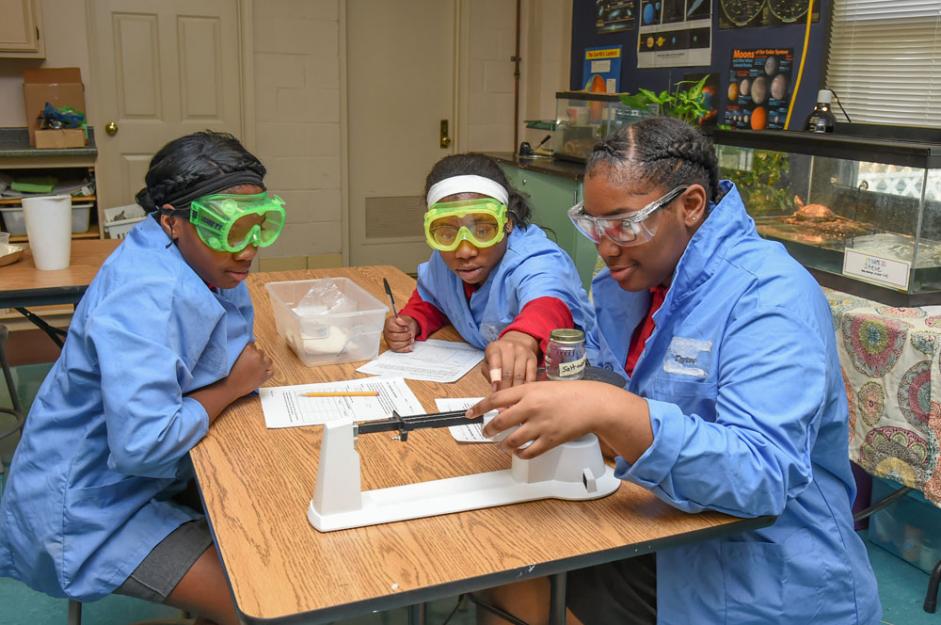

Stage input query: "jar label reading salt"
[{"left": 558, "top": 355, "right": 587, "bottom": 378}]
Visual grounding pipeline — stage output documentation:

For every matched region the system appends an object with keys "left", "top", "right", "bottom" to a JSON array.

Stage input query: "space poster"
[{"left": 724, "top": 48, "right": 793, "bottom": 131}]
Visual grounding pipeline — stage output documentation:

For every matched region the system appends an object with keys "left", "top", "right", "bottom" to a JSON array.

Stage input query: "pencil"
[{"left": 298, "top": 390, "right": 380, "bottom": 398}]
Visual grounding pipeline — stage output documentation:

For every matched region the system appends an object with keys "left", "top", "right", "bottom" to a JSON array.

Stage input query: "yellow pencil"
[{"left": 298, "top": 390, "right": 380, "bottom": 398}]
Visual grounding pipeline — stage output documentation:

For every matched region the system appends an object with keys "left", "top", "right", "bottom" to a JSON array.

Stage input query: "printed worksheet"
[
  {"left": 260, "top": 376, "right": 424, "bottom": 429},
  {"left": 435, "top": 397, "right": 490, "bottom": 443},
  {"left": 356, "top": 339, "right": 484, "bottom": 383}
]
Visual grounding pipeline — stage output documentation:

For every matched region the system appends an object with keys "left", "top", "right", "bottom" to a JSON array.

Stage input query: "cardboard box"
[
  {"left": 34, "top": 128, "right": 86, "bottom": 149},
  {"left": 22, "top": 68, "right": 86, "bottom": 147}
]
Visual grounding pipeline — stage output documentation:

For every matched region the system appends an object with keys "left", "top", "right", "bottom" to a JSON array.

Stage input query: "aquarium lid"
[{"left": 711, "top": 128, "right": 941, "bottom": 169}]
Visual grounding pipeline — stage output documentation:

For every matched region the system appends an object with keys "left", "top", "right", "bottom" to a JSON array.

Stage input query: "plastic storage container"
[
  {"left": 0, "top": 202, "right": 92, "bottom": 234},
  {"left": 265, "top": 277, "right": 388, "bottom": 367},
  {"left": 868, "top": 477, "right": 941, "bottom": 574},
  {"left": 713, "top": 125, "right": 941, "bottom": 306}
]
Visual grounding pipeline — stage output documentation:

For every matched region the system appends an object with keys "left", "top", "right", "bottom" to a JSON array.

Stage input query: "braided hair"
[
  {"left": 136, "top": 131, "right": 266, "bottom": 221},
  {"left": 587, "top": 117, "right": 720, "bottom": 204},
  {"left": 425, "top": 153, "right": 531, "bottom": 228}
]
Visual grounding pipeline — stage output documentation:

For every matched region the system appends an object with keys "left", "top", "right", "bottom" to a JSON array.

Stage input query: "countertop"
[
  {"left": 485, "top": 151, "right": 586, "bottom": 181},
  {"left": 0, "top": 127, "right": 97, "bottom": 158}
]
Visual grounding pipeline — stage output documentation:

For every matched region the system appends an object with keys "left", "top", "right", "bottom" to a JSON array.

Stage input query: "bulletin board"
[{"left": 570, "top": 0, "right": 831, "bottom": 131}]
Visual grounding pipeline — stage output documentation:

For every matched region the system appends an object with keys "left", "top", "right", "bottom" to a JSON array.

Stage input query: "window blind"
[{"left": 826, "top": 0, "right": 941, "bottom": 127}]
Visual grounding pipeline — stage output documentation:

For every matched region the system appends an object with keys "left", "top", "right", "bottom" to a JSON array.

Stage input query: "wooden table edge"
[{"left": 218, "top": 513, "right": 775, "bottom": 624}]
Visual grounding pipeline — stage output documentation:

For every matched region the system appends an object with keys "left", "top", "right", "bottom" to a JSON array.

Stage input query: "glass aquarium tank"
[
  {"left": 713, "top": 126, "right": 941, "bottom": 306},
  {"left": 554, "top": 91, "right": 653, "bottom": 163}
]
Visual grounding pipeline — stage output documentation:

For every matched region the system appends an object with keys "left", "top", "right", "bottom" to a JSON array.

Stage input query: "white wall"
[
  {"left": 459, "top": 0, "right": 517, "bottom": 153},
  {"left": 252, "top": 0, "right": 344, "bottom": 265}
]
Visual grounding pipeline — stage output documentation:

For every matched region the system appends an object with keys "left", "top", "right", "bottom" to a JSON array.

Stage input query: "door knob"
[{"left": 105, "top": 121, "right": 118, "bottom": 136}]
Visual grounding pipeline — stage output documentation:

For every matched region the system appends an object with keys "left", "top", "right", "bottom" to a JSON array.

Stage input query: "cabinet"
[
  {"left": 494, "top": 155, "right": 599, "bottom": 290},
  {"left": 0, "top": 128, "right": 100, "bottom": 241},
  {"left": 0, "top": 0, "right": 44, "bottom": 58}
]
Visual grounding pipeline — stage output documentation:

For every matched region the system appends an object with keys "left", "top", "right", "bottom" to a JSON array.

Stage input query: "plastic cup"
[{"left": 22, "top": 194, "right": 72, "bottom": 270}]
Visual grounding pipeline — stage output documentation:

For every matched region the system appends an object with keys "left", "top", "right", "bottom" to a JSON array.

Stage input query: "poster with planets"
[
  {"left": 637, "top": 0, "right": 712, "bottom": 68},
  {"left": 596, "top": 0, "right": 637, "bottom": 34},
  {"left": 719, "top": 0, "right": 820, "bottom": 29},
  {"left": 724, "top": 48, "right": 792, "bottom": 131}
]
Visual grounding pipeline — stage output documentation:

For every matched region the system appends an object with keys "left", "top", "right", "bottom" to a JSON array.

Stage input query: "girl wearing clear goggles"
[{"left": 568, "top": 185, "right": 688, "bottom": 246}]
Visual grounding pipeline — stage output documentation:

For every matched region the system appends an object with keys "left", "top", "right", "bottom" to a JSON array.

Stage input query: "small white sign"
[
  {"left": 591, "top": 59, "right": 612, "bottom": 73},
  {"left": 843, "top": 248, "right": 911, "bottom": 291}
]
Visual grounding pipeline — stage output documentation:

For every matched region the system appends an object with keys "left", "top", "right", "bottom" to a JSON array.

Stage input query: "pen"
[
  {"left": 383, "top": 277, "right": 398, "bottom": 318},
  {"left": 299, "top": 391, "right": 380, "bottom": 398}
]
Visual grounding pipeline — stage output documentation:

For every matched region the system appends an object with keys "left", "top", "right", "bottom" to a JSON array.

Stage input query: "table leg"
[
  {"left": 548, "top": 572, "right": 567, "bottom": 625},
  {"left": 924, "top": 559, "right": 941, "bottom": 613},
  {"left": 408, "top": 603, "right": 427, "bottom": 625}
]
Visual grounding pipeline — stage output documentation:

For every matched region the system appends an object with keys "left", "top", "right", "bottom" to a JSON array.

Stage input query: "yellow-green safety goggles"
[
  {"left": 189, "top": 192, "right": 286, "bottom": 253},
  {"left": 423, "top": 198, "right": 508, "bottom": 252}
]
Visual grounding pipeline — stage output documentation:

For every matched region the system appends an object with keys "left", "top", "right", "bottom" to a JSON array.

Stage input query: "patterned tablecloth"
[{"left": 827, "top": 288, "right": 941, "bottom": 506}]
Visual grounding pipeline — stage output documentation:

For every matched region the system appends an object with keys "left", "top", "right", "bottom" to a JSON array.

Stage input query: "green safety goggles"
[
  {"left": 423, "top": 198, "right": 508, "bottom": 252},
  {"left": 187, "top": 192, "right": 286, "bottom": 253}
]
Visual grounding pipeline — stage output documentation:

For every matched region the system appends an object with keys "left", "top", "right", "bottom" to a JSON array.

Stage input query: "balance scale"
[{"left": 308, "top": 409, "right": 621, "bottom": 532}]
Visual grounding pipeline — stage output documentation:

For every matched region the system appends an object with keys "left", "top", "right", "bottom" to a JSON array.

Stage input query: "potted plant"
[{"left": 619, "top": 75, "right": 710, "bottom": 125}]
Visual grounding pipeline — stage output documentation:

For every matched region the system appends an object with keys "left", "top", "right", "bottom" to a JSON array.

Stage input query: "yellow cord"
[{"left": 784, "top": 0, "right": 815, "bottom": 130}]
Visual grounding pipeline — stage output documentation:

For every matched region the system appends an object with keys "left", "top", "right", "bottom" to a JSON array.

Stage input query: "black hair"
[
  {"left": 424, "top": 153, "right": 531, "bottom": 227},
  {"left": 136, "top": 131, "right": 266, "bottom": 221},
  {"left": 586, "top": 117, "right": 720, "bottom": 203}
]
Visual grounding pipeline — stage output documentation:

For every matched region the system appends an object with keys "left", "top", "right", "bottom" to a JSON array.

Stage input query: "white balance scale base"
[{"left": 308, "top": 419, "right": 620, "bottom": 532}]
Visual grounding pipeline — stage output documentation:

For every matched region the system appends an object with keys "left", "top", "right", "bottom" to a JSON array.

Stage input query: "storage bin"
[
  {"left": 0, "top": 206, "right": 26, "bottom": 234},
  {"left": 265, "top": 278, "right": 388, "bottom": 367},
  {"left": 71, "top": 202, "right": 92, "bottom": 233},
  {"left": 869, "top": 477, "right": 941, "bottom": 574},
  {"left": 103, "top": 203, "right": 146, "bottom": 239},
  {"left": 0, "top": 202, "right": 92, "bottom": 234}
]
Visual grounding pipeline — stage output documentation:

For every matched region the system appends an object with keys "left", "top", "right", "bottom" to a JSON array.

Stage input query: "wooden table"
[
  {"left": 0, "top": 239, "right": 120, "bottom": 345},
  {"left": 190, "top": 266, "right": 772, "bottom": 625},
  {"left": 0, "top": 239, "right": 120, "bottom": 308}
]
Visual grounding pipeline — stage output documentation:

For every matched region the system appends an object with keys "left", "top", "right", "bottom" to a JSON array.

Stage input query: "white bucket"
[{"left": 22, "top": 194, "right": 72, "bottom": 270}]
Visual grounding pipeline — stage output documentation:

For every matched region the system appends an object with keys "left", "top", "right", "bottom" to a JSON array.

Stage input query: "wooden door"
[
  {"left": 90, "top": 0, "right": 243, "bottom": 210},
  {"left": 347, "top": 0, "right": 457, "bottom": 270}
]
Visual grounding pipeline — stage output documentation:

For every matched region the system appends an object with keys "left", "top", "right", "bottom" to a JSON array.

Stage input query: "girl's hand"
[
  {"left": 383, "top": 314, "right": 418, "bottom": 352},
  {"left": 482, "top": 331, "right": 539, "bottom": 391},
  {"left": 466, "top": 380, "right": 652, "bottom": 461},
  {"left": 229, "top": 342, "right": 273, "bottom": 397}
]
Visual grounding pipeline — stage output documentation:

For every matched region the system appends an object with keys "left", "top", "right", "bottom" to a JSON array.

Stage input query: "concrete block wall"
[
  {"left": 253, "top": 0, "right": 344, "bottom": 270},
  {"left": 462, "top": 0, "right": 517, "bottom": 153}
]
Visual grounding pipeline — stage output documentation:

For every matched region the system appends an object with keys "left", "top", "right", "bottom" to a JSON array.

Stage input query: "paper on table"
[
  {"left": 356, "top": 339, "right": 484, "bottom": 383},
  {"left": 435, "top": 397, "right": 489, "bottom": 443},
  {"left": 260, "top": 376, "right": 424, "bottom": 429}
]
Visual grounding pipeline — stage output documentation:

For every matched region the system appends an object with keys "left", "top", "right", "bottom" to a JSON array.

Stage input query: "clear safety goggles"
[
  {"left": 568, "top": 185, "right": 687, "bottom": 247},
  {"left": 186, "top": 192, "right": 286, "bottom": 253},
  {"left": 423, "top": 198, "right": 508, "bottom": 252}
]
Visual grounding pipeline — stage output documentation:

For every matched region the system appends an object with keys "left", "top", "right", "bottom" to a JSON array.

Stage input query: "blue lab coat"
[
  {"left": 0, "top": 217, "right": 254, "bottom": 600},
  {"left": 416, "top": 224, "right": 619, "bottom": 370},
  {"left": 592, "top": 181, "right": 881, "bottom": 624}
]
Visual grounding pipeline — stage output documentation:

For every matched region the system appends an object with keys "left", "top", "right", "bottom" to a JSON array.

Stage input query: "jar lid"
[{"left": 549, "top": 328, "right": 584, "bottom": 344}]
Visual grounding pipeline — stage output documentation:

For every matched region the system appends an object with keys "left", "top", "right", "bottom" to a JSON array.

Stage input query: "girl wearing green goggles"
[{"left": 187, "top": 191, "right": 286, "bottom": 253}]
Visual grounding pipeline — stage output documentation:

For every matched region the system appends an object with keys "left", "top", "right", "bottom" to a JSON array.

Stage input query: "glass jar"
[{"left": 545, "top": 328, "right": 587, "bottom": 381}]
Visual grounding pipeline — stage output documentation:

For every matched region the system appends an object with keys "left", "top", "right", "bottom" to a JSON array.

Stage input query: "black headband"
[{"left": 158, "top": 170, "right": 266, "bottom": 210}]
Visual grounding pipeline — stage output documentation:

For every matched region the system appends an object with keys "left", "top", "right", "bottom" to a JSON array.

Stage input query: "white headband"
[{"left": 426, "top": 175, "right": 509, "bottom": 207}]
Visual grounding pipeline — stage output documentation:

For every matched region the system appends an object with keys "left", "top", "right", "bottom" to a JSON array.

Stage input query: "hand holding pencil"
[{"left": 381, "top": 278, "right": 418, "bottom": 352}]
